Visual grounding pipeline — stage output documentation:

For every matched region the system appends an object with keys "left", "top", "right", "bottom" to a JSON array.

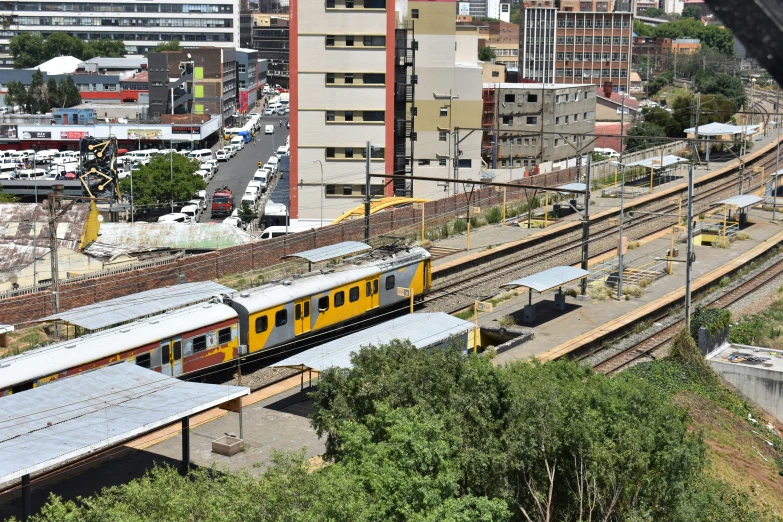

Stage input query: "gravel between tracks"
[
  {"left": 221, "top": 366, "right": 300, "bottom": 390},
  {"left": 583, "top": 248, "right": 783, "bottom": 368}
]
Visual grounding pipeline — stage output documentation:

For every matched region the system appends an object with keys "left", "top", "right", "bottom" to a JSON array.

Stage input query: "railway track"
[
  {"left": 592, "top": 255, "right": 783, "bottom": 375},
  {"left": 423, "top": 139, "right": 782, "bottom": 313}
]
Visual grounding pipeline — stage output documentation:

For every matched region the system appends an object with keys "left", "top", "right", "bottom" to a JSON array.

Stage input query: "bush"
[
  {"left": 639, "top": 277, "right": 654, "bottom": 289},
  {"left": 718, "top": 276, "right": 730, "bottom": 287},
  {"left": 712, "top": 237, "right": 731, "bottom": 249},
  {"left": 623, "top": 284, "right": 643, "bottom": 298},
  {"left": 452, "top": 218, "right": 467, "bottom": 234},
  {"left": 498, "top": 315, "right": 516, "bottom": 328},
  {"left": 588, "top": 282, "right": 613, "bottom": 300},
  {"left": 440, "top": 222, "right": 450, "bottom": 238},
  {"left": 690, "top": 307, "right": 731, "bottom": 343},
  {"left": 627, "top": 240, "right": 641, "bottom": 250},
  {"left": 735, "top": 232, "right": 751, "bottom": 241},
  {"left": 485, "top": 206, "right": 503, "bottom": 224},
  {"left": 565, "top": 287, "right": 578, "bottom": 298}
]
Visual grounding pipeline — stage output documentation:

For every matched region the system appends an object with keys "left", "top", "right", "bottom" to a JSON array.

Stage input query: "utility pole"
[
  {"left": 619, "top": 96, "right": 626, "bottom": 163},
  {"left": 364, "top": 141, "right": 371, "bottom": 243},
  {"left": 685, "top": 163, "right": 695, "bottom": 331},
  {"left": 48, "top": 185, "right": 62, "bottom": 336},
  {"left": 616, "top": 163, "right": 627, "bottom": 301},
  {"left": 580, "top": 155, "right": 591, "bottom": 295},
  {"left": 453, "top": 128, "right": 460, "bottom": 196},
  {"left": 775, "top": 84, "right": 781, "bottom": 222},
  {"left": 693, "top": 92, "right": 701, "bottom": 163}
]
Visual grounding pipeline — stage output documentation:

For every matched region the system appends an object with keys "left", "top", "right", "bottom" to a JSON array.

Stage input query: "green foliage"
[
  {"left": 237, "top": 201, "right": 257, "bottom": 225},
  {"left": 682, "top": 4, "right": 702, "bottom": 20},
  {"left": 634, "top": 19, "right": 654, "bottom": 37},
  {"left": 509, "top": 3, "right": 521, "bottom": 25},
  {"left": 590, "top": 151, "right": 609, "bottom": 162},
  {"left": 118, "top": 154, "right": 205, "bottom": 209},
  {"left": 452, "top": 217, "right": 467, "bottom": 234},
  {"left": 153, "top": 40, "right": 182, "bottom": 53},
  {"left": 5, "top": 70, "right": 82, "bottom": 113},
  {"left": 478, "top": 46, "right": 496, "bottom": 62},
  {"left": 439, "top": 221, "right": 449, "bottom": 239},
  {"left": 690, "top": 307, "right": 731, "bottom": 342},
  {"left": 10, "top": 33, "right": 126, "bottom": 69},
  {"left": 0, "top": 184, "right": 19, "bottom": 203},
  {"left": 640, "top": 7, "right": 664, "bottom": 17},
  {"left": 647, "top": 75, "right": 671, "bottom": 96},
  {"left": 485, "top": 205, "right": 503, "bottom": 224},
  {"left": 639, "top": 17, "right": 735, "bottom": 55},
  {"left": 695, "top": 72, "right": 746, "bottom": 110},
  {"left": 626, "top": 121, "right": 666, "bottom": 151},
  {"left": 728, "top": 315, "right": 766, "bottom": 345},
  {"left": 498, "top": 314, "right": 516, "bottom": 328}
]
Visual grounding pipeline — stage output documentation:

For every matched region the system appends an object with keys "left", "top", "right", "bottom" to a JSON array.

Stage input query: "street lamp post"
[
  {"left": 314, "top": 160, "right": 324, "bottom": 226},
  {"left": 611, "top": 161, "right": 627, "bottom": 300}
]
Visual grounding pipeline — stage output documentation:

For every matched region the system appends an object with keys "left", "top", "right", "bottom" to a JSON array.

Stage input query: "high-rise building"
[
  {"left": 0, "top": 0, "right": 240, "bottom": 56},
  {"left": 519, "top": 0, "right": 634, "bottom": 93},
  {"left": 250, "top": 14, "right": 290, "bottom": 88}
]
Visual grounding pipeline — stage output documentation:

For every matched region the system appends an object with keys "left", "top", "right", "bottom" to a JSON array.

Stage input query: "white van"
[
  {"left": 258, "top": 225, "right": 312, "bottom": 240},
  {"left": 247, "top": 180, "right": 266, "bottom": 194},
  {"left": 180, "top": 204, "right": 200, "bottom": 221},
  {"left": 128, "top": 150, "right": 153, "bottom": 164},
  {"left": 240, "top": 194, "right": 258, "bottom": 210},
  {"left": 252, "top": 171, "right": 268, "bottom": 188},
  {"left": 158, "top": 213, "right": 192, "bottom": 223},
  {"left": 264, "top": 125, "right": 274, "bottom": 135},
  {"left": 187, "top": 149, "right": 214, "bottom": 163},
  {"left": 0, "top": 157, "right": 20, "bottom": 173},
  {"left": 275, "top": 146, "right": 288, "bottom": 159},
  {"left": 230, "top": 136, "right": 246, "bottom": 150},
  {"left": 16, "top": 168, "right": 48, "bottom": 180}
]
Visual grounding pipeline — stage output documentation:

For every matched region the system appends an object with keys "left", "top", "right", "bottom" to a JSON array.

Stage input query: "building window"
[
  {"left": 439, "top": 131, "right": 447, "bottom": 141},
  {"left": 411, "top": 8, "right": 419, "bottom": 18},
  {"left": 439, "top": 159, "right": 447, "bottom": 166},
  {"left": 345, "top": 147, "right": 354, "bottom": 158},
  {"left": 326, "top": 73, "right": 335, "bottom": 84},
  {"left": 365, "top": 0, "right": 386, "bottom": 7},
  {"left": 255, "top": 316, "right": 268, "bottom": 333},
  {"left": 346, "top": 35, "right": 354, "bottom": 46},
  {"left": 526, "top": 116, "right": 537, "bottom": 125},
  {"left": 326, "top": 147, "right": 335, "bottom": 158},
  {"left": 502, "top": 116, "right": 513, "bottom": 125},
  {"left": 364, "top": 111, "right": 384, "bottom": 122},
  {"left": 275, "top": 309, "right": 287, "bottom": 327},
  {"left": 344, "top": 73, "right": 354, "bottom": 84},
  {"left": 527, "top": 94, "right": 538, "bottom": 103},
  {"left": 492, "top": 71, "right": 499, "bottom": 78},
  {"left": 326, "top": 0, "right": 335, "bottom": 6},
  {"left": 326, "top": 111, "right": 335, "bottom": 122},
  {"left": 504, "top": 94, "right": 514, "bottom": 103},
  {"left": 363, "top": 73, "right": 385, "bottom": 84},
  {"left": 458, "top": 159, "right": 472, "bottom": 168},
  {"left": 344, "top": 111, "right": 354, "bottom": 121},
  {"left": 363, "top": 36, "right": 385, "bottom": 47},
  {"left": 346, "top": 0, "right": 354, "bottom": 7},
  {"left": 326, "top": 35, "right": 335, "bottom": 46},
  {"left": 410, "top": 107, "right": 417, "bottom": 117},
  {"left": 418, "top": 159, "right": 430, "bottom": 166},
  {"left": 440, "top": 107, "right": 448, "bottom": 117}
]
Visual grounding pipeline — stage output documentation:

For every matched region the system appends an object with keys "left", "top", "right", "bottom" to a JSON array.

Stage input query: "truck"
[{"left": 211, "top": 187, "right": 235, "bottom": 217}]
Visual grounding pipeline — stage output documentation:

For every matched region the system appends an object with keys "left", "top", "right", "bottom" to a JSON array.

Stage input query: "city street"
[{"left": 203, "top": 114, "right": 289, "bottom": 221}]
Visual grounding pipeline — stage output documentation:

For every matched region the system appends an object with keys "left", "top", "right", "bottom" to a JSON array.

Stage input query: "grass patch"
[
  {"left": 498, "top": 315, "right": 516, "bottom": 328},
  {"left": 627, "top": 240, "right": 641, "bottom": 250},
  {"left": 485, "top": 206, "right": 503, "bottom": 224},
  {"left": 565, "top": 287, "right": 578, "bottom": 298},
  {"left": 453, "top": 309, "right": 473, "bottom": 321},
  {"left": 638, "top": 277, "right": 653, "bottom": 289},
  {"left": 712, "top": 237, "right": 731, "bottom": 249},
  {"left": 588, "top": 281, "right": 613, "bottom": 301},
  {"left": 622, "top": 284, "right": 643, "bottom": 298},
  {"left": 452, "top": 218, "right": 467, "bottom": 234},
  {"left": 735, "top": 232, "right": 751, "bottom": 241}
]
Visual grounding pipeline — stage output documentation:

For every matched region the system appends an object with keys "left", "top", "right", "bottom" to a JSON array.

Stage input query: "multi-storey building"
[
  {"left": 461, "top": 19, "right": 519, "bottom": 69},
  {"left": 482, "top": 82, "right": 595, "bottom": 171},
  {"left": 236, "top": 48, "right": 264, "bottom": 113},
  {"left": 520, "top": 0, "right": 634, "bottom": 92},
  {"left": 148, "top": 47, "right": 237, "bottom": 130},
  {"left": 0, "top": 0, "right": 240, "bottom": 56},
  {"left": 289, "top": 0, "right": 393, "bottom": 219},
  {"left": 250, "top": 15, "right": 290, "bottom": 87}
]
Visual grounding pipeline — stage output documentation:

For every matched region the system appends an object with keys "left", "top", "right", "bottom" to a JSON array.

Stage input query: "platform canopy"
[
  {"left": 0, "top": 363, "right": 248, "bottom": 486},
  {"left": 624, "top": 155, "right": 689, "bottom": 170},
  {"left": 502, "top": 266, "right": 590, "bottom": 293},
  {"left": 272, "top": 313, "right": 473, "bottom": 371},
  {"left": 282, "top": 241, "right": 371, "bottom": 264},
  {"left": 717, "top": 194, "right": 764, "bottom": 209},
  {"left": 556, "top": 182, "right": 587, "bottom": 193},
  {"left": 39, "top": 281, "right": 235, "bottom": 330},
  {"left": 684, "top": 122, "right": 760, "bottom": 136}
]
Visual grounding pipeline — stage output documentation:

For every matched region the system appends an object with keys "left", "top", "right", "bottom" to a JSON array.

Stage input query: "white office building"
[{"left": 0, "top": 0, "right": 240, "bottom": 56}]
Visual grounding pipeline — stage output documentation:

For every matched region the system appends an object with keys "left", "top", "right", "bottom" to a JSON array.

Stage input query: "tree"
[
  {"left": 700, "top": 25, "right": 735, "bottom": 56},
  {"left": 647, "top": 75, "right": 670, "bottom": 96},
  {"left": 118, "top": 154, "right": 206, "bottom": 210},
  {"left": 478, "top": 45, "right": 496, "bottom": 62},
  {"left": 152, "top": 40, "right": 182, "bottom": 53},
  {"left": 52, "top": 76, "right": 82, "bottom": 109},
  {"left": 42, "top": 32, "right": 85, "bottom": 62},
  {"left": 682, "top": 4, "right": 702, "bottom": 20},
  {"left": 9, "top": 33, "right": 43, "bottom": 69},
  {"left": 0, "top": 185, "right": 18, "bottom": 203},
  {"left": 626, "top": 122, "right": 667, "bottom": 151},
  {"left": 642, "top": 106, "right": 682, "bottom": 138},
  {"left": 237, "top": 200, "right": 258, "bottom": 226},
  {"left": 4, "top": 71, "right": 81, "bottom": 113},
  {"left": 510, "top": 3, "right": 521, "bottom": 25},
  {"left": 84, "top": 39, "right": 126, "bottom": 59},
  {"left": 634, "top": 19, "right": 654, "bottom": 37},
  {"left": 640, "top": 7, "right": 664, "bottom": 17},
  {"left": 696, "top": 72, "right": 745, "bottom": 110}
]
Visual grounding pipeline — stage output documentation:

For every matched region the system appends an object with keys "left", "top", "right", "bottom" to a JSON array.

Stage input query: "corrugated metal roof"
[
  {"left": 30, "top": 56, "right": 82, "bottom": 75},
  {"left": 96, "top": 223, "right": 255, "bottom": 250},
  {"left": 40, "top": 281, "right": 235, "bottom": 330},
  {"left": 0, "top": 242, "right": 49, "bottom": 274},
  {"left": 273, "top": 313, "right": 473, "bottom": 370},
  {"left": 717, "top": 195, "right": 764, "bottom": 209},
  {"left": 556, "top": 182, "right": 587, "bottom": 193},
  {"left": 502, "top": 266, "right": 590, "bottom": 293},
  {"left": 282, "top": 241, "right": 371, "bottom": 263},
  {"left": 0, "top": 202, "right": 90, "bottom": 253},
  {"left": 0, "top": 364, "right": 248, "bottom": 486},
  {"left": 624, "top": 155, "right": 689, "bottom": 169},
  {"left": 1, "top": 303, "right": 238, "bottom": 391},
  {"left": 684, "top": 122, "right": 761, "bottom": 136}
]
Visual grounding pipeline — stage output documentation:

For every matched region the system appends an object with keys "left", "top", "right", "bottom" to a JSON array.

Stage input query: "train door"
[
  {"left": 366, "top": 277, "right": 380, "bottom": 310},
  {"left": 160, "top": 337, "right": 183, "bottom": 376},
  {"left": 294, "top": 299, "right": 311, "bottom": 335}
]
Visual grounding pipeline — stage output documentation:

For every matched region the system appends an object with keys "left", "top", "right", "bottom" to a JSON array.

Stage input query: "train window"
[
  {"left": 334, "top": 291, "right": 345, "bottom": 307},
  {"left": 385, "top": 275, "right": 395, "bottom": 290},
  {"left": 193, "top": 335, "right": 207, "bottom": 353},
  {"left": 373, "top": 279, "right": 379, "bottom": 294},
  {"left": 304, "top": 301, "right": 310, "bottom": 317},
  {"left": 275, "top": 309, "right": 288, "bottom": 327},
  {"left": 295, "top": 303, "right": 302, "bottom": 320},
  {"left": 349, "top": 286, "right": 360, "bottom": 302},
  {"left": 218, "top": 327, "right": 232, "bottom": 344},
  {"left": 318, "top": 296, "right": 329, "bottom": 312},
  {"left": 162, "top": 345, "right": 170, "bottom": 364},
  {"left": 136, "top": 352, "right": 151, "bottom": 368},
  {"left": 366, "top": 282, "right": 371, "bottom": 297},
  {"left": 255, "top": 316, "right": 268, "bottom": 333},
  {"left": 173, "top": 340, "right": 182, "bottom": 360}
]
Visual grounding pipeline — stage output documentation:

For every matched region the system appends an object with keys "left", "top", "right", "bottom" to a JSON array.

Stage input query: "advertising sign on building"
[
  {"left": 239, "top": 91, "right": 249, "bottom": 114},
  {"left": 21, "top": 131, "right": 52, "bottom": 139},
  {"left": 60, "top": 131, "right": 89, "bottom": 139},
  {"left": 127, "top": 128, "right": 163, "bottom": 140},
  {"left": 458, "top": 2, "right": 470, "bottom": 15},
  {"left": 172, "top": 126, "right": 200, "bottom": 134},
  {"left": 0, "top": 125, "right": 17, "bottom": 140}
]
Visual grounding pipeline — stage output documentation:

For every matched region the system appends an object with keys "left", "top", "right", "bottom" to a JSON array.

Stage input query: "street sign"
[
  {"left": 396, "top": 287, "right": 412, "bottom": 298},
  {"left": 476, "top": 301, "right": 493, "bottom": 312},
  {"left": 412, "top": 202, "right": 424, "bottom": 210},
  {"left": 471, "top": 206, "right": 481, "bottom": 214}
]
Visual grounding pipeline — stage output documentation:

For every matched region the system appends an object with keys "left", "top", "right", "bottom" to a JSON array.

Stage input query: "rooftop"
[
  {"left": 502, "top": 266, "right": 590, "bottom": 293},
  {"left": 122, "top": 71, "right": 149, "bottom": 83},
  {"left": 0, "top": 202, "right": 93, "bottom": 257},
  {"left": 79, "top": 57, "right": 148, "bottom": 69},
  {"left": 95, "top": 222, "right": 255, "bottom": 251},
  {"left": 484, "top": 82, "right": 594, "bottom": 89},
  {"left": 273, "top": 313, "right": 475, "bottom": 370},
  {"left": 596, "top": 89, "right": 641, "bottom": 110},
  {"left": 0, "top": 363, "right": 248, "bottom": 487},
  {"left": 29, "top": 56, "right": 82, "bottom": 76},
  {"left": 684, "top": 122, "right": 761, "bottom": 136},
  {"left": 706, "top": 344, "right": 783, "bottom": 373}
]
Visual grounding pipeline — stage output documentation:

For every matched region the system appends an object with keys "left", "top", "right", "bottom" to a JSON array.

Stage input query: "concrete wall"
[{"left": 708, "top": 357, "right": 783, "bottom": 424}]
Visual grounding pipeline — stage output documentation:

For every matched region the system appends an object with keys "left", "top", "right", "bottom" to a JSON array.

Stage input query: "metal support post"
[
  {"left": 775, "top": 85, "right": 781, "bottom": 222},
  {"left": 48, "top": 187, "right": 61, "bottom": 336},
  {"left": 181, "top": 416, "right": 190, "bottom": 475},
  {"left": 237, "top": 356, "right": 244, "bottom": 440},
  {"left": 685, "top": 164, "right": 695, "bottom": 331},
  {"left": 502, "top": 187, "right": 506, "bottom": 222},
  {"left": 466, "top": 205, "right": 471, "bottom": 251},
  {"left": 473, "top": 301, "right": 478, "bottom": 354},
  {"left": 21, "top": 474, "right": 31, "bottom": 522},
  {"left": 580, "top": 156, "right": 592, "bottom": 295},
  {"left": 617, "top": 164, "right": 626, "bottom": 301},
  {"left": 364, "top": 141, "right": 371, "bottom": 243}
]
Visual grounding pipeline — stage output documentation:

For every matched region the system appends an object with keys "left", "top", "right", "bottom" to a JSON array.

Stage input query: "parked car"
[
  {"left": 247, "top": 180, "right": 266, "bottom": 194},
  {"left": 223, "top": 216, "right": 246, "bottom": 229},
  {"left": 216, "top": 149, "right": 229, "bottom": 162},
  {"left": 180, "top": 204, "right": 201, "bottom": 222},
  {"left": 158, "top": 213, "right": 193, "bottom": 223},
  {"left": 226, "top": 144, "right": 241, "bottom": 157},
  {"left": 230, "top": 136, "right": 246, "bottom": 150},
  {"left": 203, "top": 159, "right": 219, "bottom": 174},
  {"left": 188, "top": 198, "right": 206, "bottom": 212},
  {"left": 196, "top": 169, "right": 211, "bottom": 182},
  {"left": 275, "top": 146, "right": 288, "bottom": 159}
]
